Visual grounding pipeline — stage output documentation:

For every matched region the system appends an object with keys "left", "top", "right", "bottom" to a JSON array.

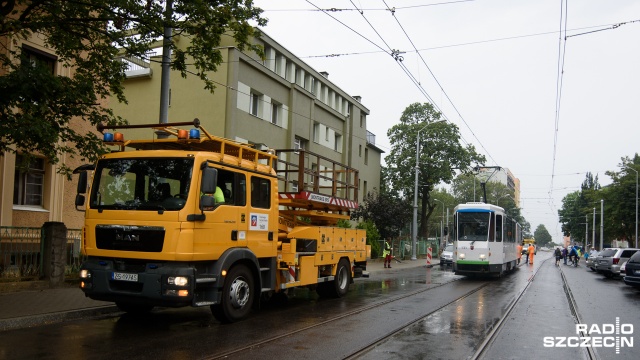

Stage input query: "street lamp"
[
  {"left": 433, "top": 198, "right": 445, "bottom": 251},
  {"left": 600, "top": 199, "right": 604, "bottom": 251},
  {"left": 412, "top": 119, "right": 446, "bottom": 260},
  {"left": 626, "top": 166, "right": 638, "bottom": 248},
  {"left": 496, "top": 193, "right": 512, "bottom": 206}
]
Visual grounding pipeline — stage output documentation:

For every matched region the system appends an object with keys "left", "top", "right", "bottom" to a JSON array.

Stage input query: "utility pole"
[
  {"left": 158, "top": 0, "right": 173, "bottom": 139},
  {"left": 600, "top": 199, "right": 604, "bottom": 250},
  {"left": 592, "top": 207, "right": 596, "bottom": 250}
]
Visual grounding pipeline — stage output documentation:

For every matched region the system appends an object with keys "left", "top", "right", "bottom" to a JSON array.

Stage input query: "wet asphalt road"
[{"left": 1, "top": 252, "right": 638, "bottom": 359}]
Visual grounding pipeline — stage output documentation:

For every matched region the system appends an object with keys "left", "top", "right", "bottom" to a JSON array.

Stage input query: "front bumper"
[{"left": 79, "top": 258, "right": 213, "bottom": 307}]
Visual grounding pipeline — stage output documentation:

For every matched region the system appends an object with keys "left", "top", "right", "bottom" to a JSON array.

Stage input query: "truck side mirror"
[
  {"left": 77, "top": 171, "right": 87, "bottom": 194},
  {"left": 75, "top": 171, "right": 88, "bottom": 211},
  {"left": 201, "top": 166, "right": 218, "bottom": 194},
  {"left": 75, "top": 194, "right": 86, "bottom": 210}
]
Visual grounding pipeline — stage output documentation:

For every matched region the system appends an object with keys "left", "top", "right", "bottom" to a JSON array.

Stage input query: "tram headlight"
[
  {"left": 459, "top": 253, "right": 466, "bottom": 259},
  {"left": 479, "top": 254, "right": 486, "bottom": 260}
]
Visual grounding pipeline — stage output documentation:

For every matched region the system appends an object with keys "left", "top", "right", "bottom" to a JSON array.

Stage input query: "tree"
[
  {"left": 1, "top": 1, "right": 266, "bottom": 176},
  {"left": 533, "top": 224, "right": 552, "bottom": 247},
  {"left": 558, "top": 172, "right": 602, "bottom": 244},
  {"left": 351, "top": 188, "right": 412, "bottom": 240},
  {"left": 356, "top": 220, "right": 381, "bottom": 258},
  {"left": 451, "top": 173, "right": 528, "bottom": 232},
  {"left": 605, "top": 154, "right": 640, "bottom": 243},
  {"left": 385, "top": 103, "right": 485, "bottom": 239}
]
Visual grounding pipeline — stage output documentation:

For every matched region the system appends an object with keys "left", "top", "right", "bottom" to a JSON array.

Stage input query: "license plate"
[{"left": 112, "top": 272, "right": 139, "bottom": 282}]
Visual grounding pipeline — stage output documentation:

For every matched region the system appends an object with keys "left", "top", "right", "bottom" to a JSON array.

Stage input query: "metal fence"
[
  {"left": 0, "top": 226, "right": 85, "bottom": 280},
  {"left": 374, "top": 238, "right": 440, "bottom": 260}
]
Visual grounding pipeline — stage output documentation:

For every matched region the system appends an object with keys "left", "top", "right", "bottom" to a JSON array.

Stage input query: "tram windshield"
[{"left": 457, "top": 212, "right": 490, "bottom": 241}]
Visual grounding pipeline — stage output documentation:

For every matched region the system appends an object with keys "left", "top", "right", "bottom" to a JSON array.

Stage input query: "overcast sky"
[{"left": 253, "top": 0, "right": 640, "bottom": 243}]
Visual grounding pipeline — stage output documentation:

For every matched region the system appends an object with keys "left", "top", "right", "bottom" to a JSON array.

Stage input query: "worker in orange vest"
[
  {"left": 516, "top": 243, "right": 523, "bottom": 265},
  {"left": 528, "top": 244, "right": 535, "bottom": 265}
]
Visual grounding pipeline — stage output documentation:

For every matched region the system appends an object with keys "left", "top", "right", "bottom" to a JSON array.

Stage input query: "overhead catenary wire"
[
  {"left": 381, "top": 0, "right": 498, "bottom": 166},
  {"left": 549, "top": 0, "right": 569, "bottom": 239},
  {"left": 308, "top": 0, "right": 484, "bottom": 157}
]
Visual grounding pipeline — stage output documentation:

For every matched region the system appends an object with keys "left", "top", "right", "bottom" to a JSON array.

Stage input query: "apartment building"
[
  {"left": 0, "top": 35, "right": 95, "bottom": 230},
  {"left": 477, "top": 167, "right": 521, "bottom": 207},
  {"left": 111, "top": 30, "right": 383, "bottom": 203}
]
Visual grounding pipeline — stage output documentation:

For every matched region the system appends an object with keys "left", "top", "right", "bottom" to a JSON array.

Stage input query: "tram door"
[{"left": 496, "top": 214, "right": 505, "bottom": 263}]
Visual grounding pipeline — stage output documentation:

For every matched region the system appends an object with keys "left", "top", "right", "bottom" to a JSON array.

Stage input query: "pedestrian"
[
  {"left": 383, "top": 240, "right": 392, "bottom": 268},
  {"left": 562, "top": 246, "right": 568, "bottom": 265},
  {"left": 528, "top": 243, "right": 535, "bottom": 265},
  {"left": 516, "top": 242, "right": 523, "bottom": 265},
  {"left": 554, "top": 247, "right": 562, "bottom": 266}
]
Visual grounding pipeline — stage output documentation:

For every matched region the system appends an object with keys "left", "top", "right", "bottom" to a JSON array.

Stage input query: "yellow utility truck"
[{"left": 75, "top": 120, "right": 367, "bottom": 322}]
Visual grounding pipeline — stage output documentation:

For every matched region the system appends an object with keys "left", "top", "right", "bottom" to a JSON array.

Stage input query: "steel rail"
[{"left": 204, "top": 275, "right": 484, "bottom": 360}]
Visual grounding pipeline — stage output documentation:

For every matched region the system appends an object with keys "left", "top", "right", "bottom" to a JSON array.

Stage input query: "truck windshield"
[
  {"left": 90, "top": 158, "right": 194, "bottom": 211},
  {"left": 457, "top": 212, "right": 490, "bottom": 241}
]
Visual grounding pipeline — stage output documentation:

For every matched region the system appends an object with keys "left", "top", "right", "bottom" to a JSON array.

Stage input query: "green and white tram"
[{"left": 452, "top": 202, "right": 521, "bottom": 276}]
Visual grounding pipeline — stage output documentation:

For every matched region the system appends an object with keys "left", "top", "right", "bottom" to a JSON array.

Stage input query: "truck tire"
[
  {"left": 317, "top": 258, "right": 351, "bottom": 298},
  {"left": 211, "top": 264, "right": 254, "bottom": 323},
  {"left": 116, "top": 302, "right": 154, "bottom": 314}
]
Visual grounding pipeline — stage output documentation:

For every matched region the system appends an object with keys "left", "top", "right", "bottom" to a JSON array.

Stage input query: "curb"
[{"left": 0, "top": 305, "right": 120, "bottom": 332}]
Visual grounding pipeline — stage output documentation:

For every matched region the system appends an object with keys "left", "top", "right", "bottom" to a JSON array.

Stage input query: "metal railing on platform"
[
  {"left": 0, "top": 226, "right": 85, "bottom": 280},
  {"left": 374, "top": 238, "right": 440, "bottom": 260}
]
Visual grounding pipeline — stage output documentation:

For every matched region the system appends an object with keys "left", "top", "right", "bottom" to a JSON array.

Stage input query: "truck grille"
[{"left": 96, "top": 225, "right": 165, "bottom": 252}]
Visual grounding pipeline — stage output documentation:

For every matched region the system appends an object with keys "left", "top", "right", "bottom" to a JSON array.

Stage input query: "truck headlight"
[
  {"left": 168, "top": 276, "right": 188, "bottom": 286},
  {"left": 80, "top": 269, "right": 91, "bottom": 279}
]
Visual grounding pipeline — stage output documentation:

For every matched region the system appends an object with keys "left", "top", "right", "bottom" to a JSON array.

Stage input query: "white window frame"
[
  {"left": 13, "top": 154, "right": 45, "bottom": 207},
  {"left": 250, "top": 92, "right": 261, "bottom": 117}
]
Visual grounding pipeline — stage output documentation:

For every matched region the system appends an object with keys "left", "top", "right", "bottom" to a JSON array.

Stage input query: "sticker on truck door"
[{"left": 249, "top": 213, "right": 269, "bottom": 231}]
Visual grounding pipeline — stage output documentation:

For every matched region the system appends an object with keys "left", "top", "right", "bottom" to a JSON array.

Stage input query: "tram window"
[
  {"left": 458, "top": 212, "right": 490, "bottom": 241},
  {"left": 495, "top": 214, "right": 503, "bottom": 242}
]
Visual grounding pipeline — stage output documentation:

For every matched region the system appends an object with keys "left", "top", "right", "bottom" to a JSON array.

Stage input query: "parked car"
[
  {"left": 595, "top": 248, "right": 640, "bottom": 278},
  {"left": 623, "top": 251, "right": 640, "bottom": 287},
  {"left": 585, "top": 252, "right": 598, "bottom": 271},
  {"left": 440, "top": 244, "right": 454, "bottom": 266}
]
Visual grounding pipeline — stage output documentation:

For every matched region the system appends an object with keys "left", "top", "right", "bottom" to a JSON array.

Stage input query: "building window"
[
  {"left": 271, "top": 101, "right": 282, "bottom": 126},
  {"left": 334, "top": 134, "right": 342, "bottom": 152},
  {"left": 359, "top": 144, "right": 362, "bottom": 157},
  {"left": 13, "top": 154, "right": 45, "bottom": 206},
  {"left": 325, "top": 127, "right": 330, "bottom": 141},
  {"left": 364, "top": 148, "right": 369, "bottom": 165},
  {"left": 250, "top": 93, "right": 260, "bottom": 117},
  {"left": 294, "top": 137, "right": 305, "bottom": 154},
  {"left": 22, "top": 46, "right": 56, "bottom": 74}
]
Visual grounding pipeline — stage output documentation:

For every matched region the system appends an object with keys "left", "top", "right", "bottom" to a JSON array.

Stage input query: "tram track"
[
  {"left": 207, "top": 257, "right": 592, "bottom": 360},
  {"left": 559, "top": 264, "right": 599, "bottom": 360},
  {"left": 471, "top": 256, "right": 598, "bottom": 360},
  {"left": 205, "top": 275, "right": 487, "bottom": 360},
  {"left": 344, "top": 280, "right": 491, "bottom": 359},
  {"left": 471, "top": 258, "right": 551, "bottom": 359}
]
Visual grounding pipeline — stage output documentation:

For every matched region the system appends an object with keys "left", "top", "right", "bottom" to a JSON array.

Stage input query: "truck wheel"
[
  {"left": 211, "top": 264, "right": 254, "bottom": 323},
  {"left": 317, "top": 258, "right": 351, "bottom": 298},
  {"left": 116, "top": 302, "right": 154, "bottom": 314}
]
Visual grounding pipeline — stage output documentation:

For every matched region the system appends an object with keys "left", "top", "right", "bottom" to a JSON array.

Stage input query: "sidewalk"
[
  {"left": 0, "top": 281, "right": 118, "bottom": 331},
  {"left": 0, "top": 256, "right": 432, "bottom": 332}
]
